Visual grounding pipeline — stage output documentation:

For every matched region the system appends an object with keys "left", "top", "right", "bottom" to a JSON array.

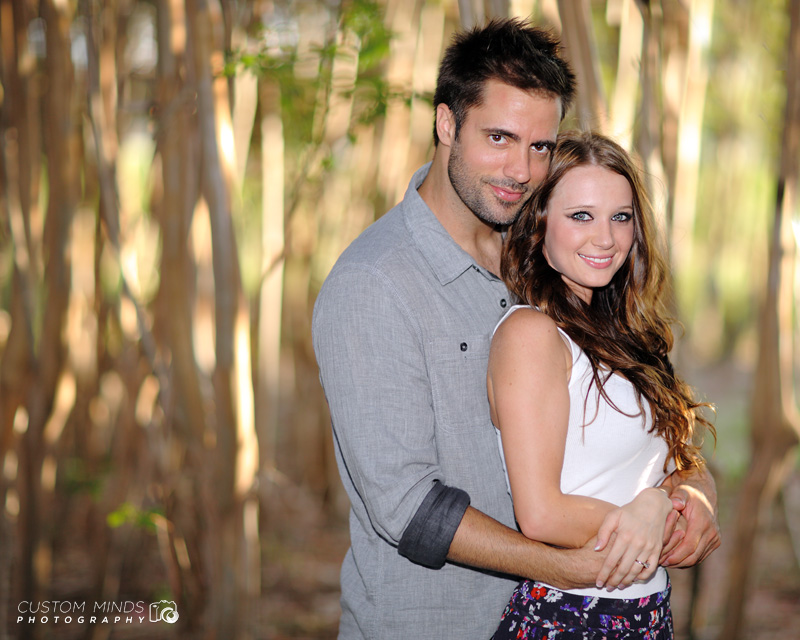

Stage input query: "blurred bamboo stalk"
[
  {"left": 378, "top": 0, "right": 422, "bottom": 205},
  {"left": 457, "top": 0, "right": 485, "bottom": 29},
  {"left": 670, "top": 0, "right": 714, "bottom": 305},
  {"left": 189, "top": 0, "right": 249, "bottom": 635},
  {"left": 557, "top": 0, "right": 608, "bottom": 131},
  {"left": 634, "top": 1, "right": 672, "bottom": 257},
  {"left": 228, "top": 26, "right": 262, "bottom": 616},
  {"left": 608, "top": 0, "right": 643, "bottom": 149},
  {"left": 257, "top": 77, "right": 283, "bottom": 476},
  {"left": 16, "top": 4, "right": 80, "bottom": 635},
  {"left": 153, "top": 1, "right": 208, "bottom": 633},
  {"left": 719, "top": 0, "right": 800, "bottom": 637},
  {"left": 0, "top": 0, "right": 38, "bottom": 468}
]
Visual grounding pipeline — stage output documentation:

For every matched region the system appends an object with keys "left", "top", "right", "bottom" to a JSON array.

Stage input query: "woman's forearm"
[{"left": 513, "top": 491, "right": 614, "bottom": 548}]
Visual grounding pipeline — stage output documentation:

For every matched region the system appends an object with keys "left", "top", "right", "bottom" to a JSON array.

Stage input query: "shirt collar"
[{"left": 403, "top": 163, "right": 495, "bottom": 286}]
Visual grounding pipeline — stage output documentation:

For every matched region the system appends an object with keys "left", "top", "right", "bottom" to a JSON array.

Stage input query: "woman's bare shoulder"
[{"left": 493, "top": 306, "right": 559, "bottom": 344}]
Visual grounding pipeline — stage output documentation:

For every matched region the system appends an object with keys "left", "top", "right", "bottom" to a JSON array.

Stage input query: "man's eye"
[
  {"left": 532, "top": 143, "right": 552, "bottom": 154},
  {"left": 489, "top": 134, "right": 506, "bottom": 144}
]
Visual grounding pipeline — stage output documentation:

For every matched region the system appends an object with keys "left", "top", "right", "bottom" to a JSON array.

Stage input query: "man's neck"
[{"left": 418, "top": 158, "right": 504, "bottom": 276}]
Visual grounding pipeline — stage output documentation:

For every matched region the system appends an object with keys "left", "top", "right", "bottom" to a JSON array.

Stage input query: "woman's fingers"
[
  {"left": 597, "top": 536, "right": 660, "bottom": 589},
  {"left": 594, "top": 510, "right": 622, "bottom": 552},
  {"left": 595, "top": 532, "right": 620, "bottom": 587}
]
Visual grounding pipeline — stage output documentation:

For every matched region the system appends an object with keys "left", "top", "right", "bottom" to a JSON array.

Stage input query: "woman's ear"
[{"left": 435, "top": 103, "right": 456, "bottom": 147}]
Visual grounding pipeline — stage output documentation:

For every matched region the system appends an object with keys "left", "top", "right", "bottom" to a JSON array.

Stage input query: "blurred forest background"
[{"left": 0, "top": 0, "right": 798, "bottom": 638}]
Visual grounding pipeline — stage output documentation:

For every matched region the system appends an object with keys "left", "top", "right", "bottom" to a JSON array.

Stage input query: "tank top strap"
[{"left": 555, "top": 326, "right": 583, "bottom": 367}]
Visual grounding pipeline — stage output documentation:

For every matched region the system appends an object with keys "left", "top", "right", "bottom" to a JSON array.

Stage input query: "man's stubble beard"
[{"left": 447, "top": 139, "right": 530, "bottom": 228}]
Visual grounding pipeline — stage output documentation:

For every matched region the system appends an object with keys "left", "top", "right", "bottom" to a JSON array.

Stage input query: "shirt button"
[
  {"left": 460, "top": 342, "right": 468, "bottom": 352},
  {"left": 500, "top": 299, "right": 507, "bottom": 308}
]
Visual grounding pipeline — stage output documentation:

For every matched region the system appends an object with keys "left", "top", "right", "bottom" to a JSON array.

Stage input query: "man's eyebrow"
[{"left": 482, "top": 128, "right": 521, "bottom": 142}]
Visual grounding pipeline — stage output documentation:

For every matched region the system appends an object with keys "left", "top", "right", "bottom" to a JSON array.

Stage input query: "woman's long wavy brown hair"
[{"left": 502, "top": 130, "right": 714, "bottom": 471}]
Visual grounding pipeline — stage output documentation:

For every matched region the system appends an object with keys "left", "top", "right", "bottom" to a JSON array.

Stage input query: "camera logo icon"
[{"left": 149, "top": 600, "right": 179, "bottom": 624}]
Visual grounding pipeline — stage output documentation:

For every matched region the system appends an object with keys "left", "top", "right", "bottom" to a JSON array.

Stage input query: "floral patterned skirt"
[{"left": 491, "top": 579, "right": 673, "bottom": 640}]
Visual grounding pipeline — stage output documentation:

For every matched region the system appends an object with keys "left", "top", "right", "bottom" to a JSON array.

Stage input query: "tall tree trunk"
[
  {"left": 151, "top": 0, "right": 208, "bottom": 633},
  {"left": 608, "top": 0, "right": 643, "bottom": 149},
  {"left": 0, "top": 0, "right": 38, "bottom": 463},
  {"left": 188, "top": 0, "right": 245, "bottom": 636},
  {"left": 458, "top": 0, "right": 485, "bottom": 29},
  {"left": 670, "top": 0, "right": 714, "bottom": 323},
  {"left": 634, "top": 1, "right": 670, "bottom": 239},
  {"left": 377, "top": 0, "right": 422, "bottom": 205},
  {"left": 1, "top": 3, "right": 44, "bottom": 636},
  {"left": 256, "top": 77, "right": 283, "bottom": 478},
  {"left": 556, "top": 0, "right": 607, "bottom": 131},
  {"left": 718, "top": 1, "right": 800, "bottom": 637},
  {"left": 16, "top": 3, "right": 79, "bottom": 637}
]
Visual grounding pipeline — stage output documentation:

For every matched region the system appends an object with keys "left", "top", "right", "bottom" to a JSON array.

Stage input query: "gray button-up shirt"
[{"left": 313, "top": 164, "right": 518, "bottom": 639}]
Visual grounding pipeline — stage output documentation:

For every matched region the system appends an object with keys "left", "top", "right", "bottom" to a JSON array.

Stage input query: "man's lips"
[{"left": 490, "top": 185, "right": 526, "bottom": 203}]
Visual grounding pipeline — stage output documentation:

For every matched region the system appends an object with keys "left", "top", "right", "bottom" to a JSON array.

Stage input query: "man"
[{"left": 312, "top": 18, "right": 720, "bottom": 639}]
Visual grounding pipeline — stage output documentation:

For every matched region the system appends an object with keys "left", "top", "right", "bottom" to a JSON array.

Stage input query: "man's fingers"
[
  {"left": 662, "top": 510, "right": 679, "bottom": 545},
  {"left": 670, "top": 490, "right": 687, "bottom": 511},
  {"left": 659, "top": 529, "right": 685, "bottom": 564},
  {"left": 664, "top": 530, "right": 720, "bottom": 567}
]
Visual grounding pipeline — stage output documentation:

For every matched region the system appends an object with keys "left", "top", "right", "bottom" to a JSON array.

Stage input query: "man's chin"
[{"left": 475, "top": 206, "right": 523, "bottom": 227}]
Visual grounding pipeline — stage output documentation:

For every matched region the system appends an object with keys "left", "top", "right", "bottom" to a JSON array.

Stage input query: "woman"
[{"left": 489, "top": 131, "right": 714, "bottom": 639}]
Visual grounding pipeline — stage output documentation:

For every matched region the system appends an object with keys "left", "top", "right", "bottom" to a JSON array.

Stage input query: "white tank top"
[{"left": 494, "top": 305, "right": 671, "bottom": 598}]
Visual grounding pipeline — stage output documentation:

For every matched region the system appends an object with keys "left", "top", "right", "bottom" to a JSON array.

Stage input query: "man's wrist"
[
  {"left": 545, "top": 547, "right": 602, "bottom": 590},
  {"left": 521, "top": 542, "right": 602, "bottom": 590}
]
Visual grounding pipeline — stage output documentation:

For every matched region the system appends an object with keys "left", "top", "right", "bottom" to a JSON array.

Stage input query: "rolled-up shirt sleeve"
[
  {"left": 313, "top": 263, "right": 467, "bottom": 562},
  {"left": 398, "top": 481, "right": 470, "bottom": 568}
]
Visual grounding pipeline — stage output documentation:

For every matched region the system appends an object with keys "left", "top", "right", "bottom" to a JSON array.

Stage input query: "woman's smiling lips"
[{"left": 578, "top": 253, "right": 614, "bottom": 268}]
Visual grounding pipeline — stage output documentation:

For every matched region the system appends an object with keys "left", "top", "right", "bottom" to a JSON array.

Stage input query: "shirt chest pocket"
[{"left": 426, "top": 334, "right": 491, "bottom": 434}]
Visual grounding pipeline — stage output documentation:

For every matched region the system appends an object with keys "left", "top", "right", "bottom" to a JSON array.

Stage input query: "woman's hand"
[{"left": 593, "top": 488, "right": 674, "bottom": 590}]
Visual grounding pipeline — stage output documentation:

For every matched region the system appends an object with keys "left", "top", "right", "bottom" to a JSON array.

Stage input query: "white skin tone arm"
[{"left": 488, "top": 307, "right": 674, "bottom": 588}]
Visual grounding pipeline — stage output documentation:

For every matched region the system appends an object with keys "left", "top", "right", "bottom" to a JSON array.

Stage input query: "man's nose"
[{"left": 504, "top": 147, "right": 531, "bottom": 186}]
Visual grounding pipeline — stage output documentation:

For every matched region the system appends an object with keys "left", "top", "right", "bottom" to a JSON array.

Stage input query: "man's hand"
[
  {"left": 659, "top": 468, "right": 721, "bottom": 567},
  {"left": 659, "top": 508, "right": 684, "bottom": 561},
  {"left": 544, "top": 536, "right": 611, "bottom": 591},
  {"left": 660, "top": 514, "right": 687, "bottom": 565}
]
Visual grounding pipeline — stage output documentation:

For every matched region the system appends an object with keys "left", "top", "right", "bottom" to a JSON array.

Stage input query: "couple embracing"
[{"left": 313, "top": 18, "right": 719, "bottom": 640}]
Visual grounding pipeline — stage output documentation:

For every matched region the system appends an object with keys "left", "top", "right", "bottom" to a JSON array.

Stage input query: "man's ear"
[{"left": 435, "top": 103, "right": 456, "bottom": 147}]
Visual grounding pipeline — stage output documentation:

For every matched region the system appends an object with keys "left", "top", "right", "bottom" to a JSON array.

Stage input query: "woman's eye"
[
  {"left": 571, "top": 211, "right": 591, "bottom": 221},
  {"left": 612, "top": 212, "right": 633, "bottom": 222}
]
